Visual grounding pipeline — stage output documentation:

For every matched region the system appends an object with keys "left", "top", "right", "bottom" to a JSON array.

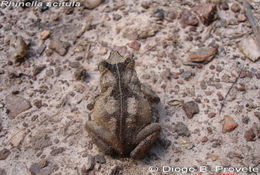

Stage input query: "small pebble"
[
  {"left": 231, "top": 3, "right": 241, "bottom": 13},
  {"left": 0, "top": 148, "right": 11, "bottom": 160},
  {"left": 222, "top": 115, "right": 238, "bottom": 133},
  {"left": 183, "top": 101, "right": 200, "bottom": 119},
  {"left": 244, "top": 128, "right": 256, "bottom": 141},
  {"left": 40, "top": 30, "right": 51, "bottom": 40},
  {"left": 220, "top": 2, "right": 229, "bottom": 10}
]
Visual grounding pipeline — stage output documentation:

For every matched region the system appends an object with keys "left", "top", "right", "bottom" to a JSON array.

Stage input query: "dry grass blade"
[{"left": 219, "top": 66, "right": 244, "bottom": 115}]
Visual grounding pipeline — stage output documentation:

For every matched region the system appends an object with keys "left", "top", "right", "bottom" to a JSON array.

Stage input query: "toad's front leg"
[
  {"left": 85, "top": 120, "right": 118, "bottom": 155},
  {"left": 141, "top": 84, "right": 160, "bottom": 103}
]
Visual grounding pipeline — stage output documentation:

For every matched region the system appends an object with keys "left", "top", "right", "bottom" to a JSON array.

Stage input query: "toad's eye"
[
  {"left": 98, "top": 61, "right": 110, "bottom": 72},
  {"left": 124, "top": 57, "right": 131, "bottom": 65},
  {"left": 124, "top": 57, "right": 135, "bottom": 69},
  {"left": 100, "top": 71, "right": 116, "bottom": 93}
]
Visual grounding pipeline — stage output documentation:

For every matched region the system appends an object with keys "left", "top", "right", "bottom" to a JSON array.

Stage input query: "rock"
[
  {"left": 254, "top": 124, "right": 260, "bottom": 139},
  {"left": 220, "top": 2, "right": 229, "bottom": 10},
  {"left": 207, "top": 153, "right": 219, "bottom": 161},
  {"left": 207, "top": 127, "right": 213, "bottom": 134},
  {"left": 211, "top": 139, "right": 222, "bottom": 148},
  {"left": 69, "top": 61, "right": 80, "bottom": 68},
  {"left": 216, "top": 92, "right": 224, "bottom": 101},
  {"left": 81, "top": 165, "right": 90, "bottom": 175},
  {"left": 85, "top": 0, "right": 104, "bottom": 9},
  {"left": 237, "top": 14, "right": 247, "bottom": 22},
  {"left": 113, "top": 46, "right": 128, "bottom": 56},
  {"left": 239, "top": 70, "right": 248, "bottom": 78},
  {"left": 45, "top": 48, "right": 53, "bottom": 56},
  {"left": 222, "top": 115, "right": 238, "bottom": 133},
  {"left": 242, "top": 116, "right": 249, "bottom": 124},
  {"left": 209, "top": 65, "right": 215, "bottom": 70},
  {"left": 177, "top": 79, "right": 184, "bottom": 84},
  {"left": 94, "top": 154, "right": 106, "bottom": 164},
  {"left": 9, "top": 129, "right": 26, "bottom": 147},
  {"left": 208, "top": 112, "right": 216, "bottom": 118},
  {"left": 113, "top": 14, "right": 122, "bottom": 21},
  {"left": 50, "top": 147, "right": 65, "bottom": 156},
  {"left": 30, "top": 131, "right": 52, "bottom": 151},
  {"left": 32, "top": 65, "right": 46, "bottom": 78},
  {"left": 49, "top": 39, "right": 70, "bottom": 56},
  {"left": 29, "top": 163, "right": 42, "bottom": 175},
  {"left": 166, "top": 11, "right": 176, "bottom": 21},
  {"left": 122, "top": 28, "right": 138, "bottom": 40},
  {"left": 81, "top": 165, "right": 87, "bottom": 175},
  {"left": 33, "top": 99, "right": 42, "bottom": 109},
  {"left": 227, "top": 151, "right": 243, "bottom": 159},
  {"left": 29, "top": 162, "right": 55, "bottom": 175},
  {"left": 182, "top": 101, "right": 199, "bottom": 119},
  {"left": 0, "top": 120, "right": 2, "bottom": 132},
  {"left": 180, "top": 71, "right": 192, "bottom": 80},
  {"left": 11, "top": 163, "right": 31, "bottom": 175},
  {"left": 5, "top": 95, "right": 31, "bottom": 119},
  {"left": 141, "top": 1, "right": 150, "bottom": 9},
  {"left": 178, "top": 137, "right": 193, "bottom": 150},
  {"left": 193, "top": 3, "right": 217, "bottom": 25},
  {"left": 45, "top": 69, "right": 54, "bottom": 77},
  {"left": 40, "top": 30, "right": 51, "bottom": 40},
  {"left": 201, "top": 136, "right": 208, "bottom": 142},
  {"left": 74, "top": 68, "right": 89, "bottom": 81},
  {"left": 200, "top": 80, "right": 207, "bottom": 90},
  {"left": 239, "top": 36, "right": 260, "bottom": 62},
  {"left": 39, "top": 166, "right": 54, "bottom": 175},
  {"left": 180, "top": 10, "right": 199, "bottom": 28},
  {"left": 0, "top": 148, "right": 11, "bottom": 160},
  {"left": 205, "top": 91, "right": 212, "bottom": 96},
  {"left": 161, "top": 68, "right": 171, "bottom": 80},
  {"left": 255, "top": 72, "right": 260, "bottom": 79},
  {"left": 172, "top": 72, "right": 179, "bottom": 79},
  {"left": 63, "top": 6, "right": 74, "bottom": 15},
  {"left": 39, "top": 2, "right": 49, "bottom": 12},
  {"left": 188, "top": 47, "right": 217, "bottom": 64},
  {"left": 110, "top": 165, "right": 122, "bottom": 175},
  {"left": 39, "top": 159, "right": 48, "bottom": 168},
  {"left": 151, "top": 9, "right": 164, "bottom": 21},
  {"left": 142, "top": 74, "right": 150, "bottom": 79},
  {"left": 244, "top": 128, "right": 256, "bottom": 141},
  {"left": 0, "top": 168, "right": 6, "bottom": 175},
  {"left": 231, "top": 3, "right": 241, "bottom": 13},
  {"left": 9, "top": 35, "right": 27, "bottom": 62},
  {"left": 127, "top": 40, "right": 141, "bottom": 51},
  {"left": 137, "top": 24, "right": 159, "bottom": 39},
  {"left": 36, "top": 44, "right": 46, "bottom": 56},
  {"left": 174, "top": 122, "right": 190, "bottom": 137},
  {"left": 254, "top": 112, "right": 260, "bottom": 121}
]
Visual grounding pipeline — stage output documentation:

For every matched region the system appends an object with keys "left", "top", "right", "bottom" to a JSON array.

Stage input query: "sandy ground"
[{"left": 0, "top": 0, "right": 260, "bottom": 175}]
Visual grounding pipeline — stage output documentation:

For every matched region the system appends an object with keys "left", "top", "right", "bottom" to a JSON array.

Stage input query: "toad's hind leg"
[
  {"left": 130, "top": 123, "right": 161, "bottom": 159},
  {"left": 85, "top": 120, "right": 116, "bottom": 155}
]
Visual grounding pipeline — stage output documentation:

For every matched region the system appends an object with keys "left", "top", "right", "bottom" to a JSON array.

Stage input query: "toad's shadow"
[{"left": 140, "top": 102, "right": 171, "bottom": 163}]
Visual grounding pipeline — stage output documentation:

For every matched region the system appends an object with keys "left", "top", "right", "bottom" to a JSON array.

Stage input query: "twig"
[
  {"left": 219, "top": 66, "right": 244, "bottom": 115},
  {"left": 83, "top": 44, "right": 91, "bottom": 62},
  {"left": 167, "top": 99, "right": 184, "bottom": 107},
  {"left": 202, "top": 21, "right": 217, "bottom": 42}
]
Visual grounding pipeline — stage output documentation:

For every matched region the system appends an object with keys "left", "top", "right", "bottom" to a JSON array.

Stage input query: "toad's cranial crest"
[{"left": 85, "top": 51, "right": 161, "bottom": 159}]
